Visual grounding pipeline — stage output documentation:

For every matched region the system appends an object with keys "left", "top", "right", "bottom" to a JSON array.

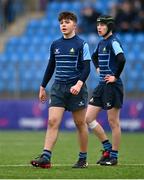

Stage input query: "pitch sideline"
[{"left": 0, "top": 163, "right": 144, "bottom": 167}]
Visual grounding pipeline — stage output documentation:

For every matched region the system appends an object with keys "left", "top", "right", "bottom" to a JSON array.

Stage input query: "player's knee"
[
  {"left": 48, "top": 117, "right": 59, "bottom": 129},
  {"left": 88, "top": 120, "right": 98, "bottom": 129},
  {"left": 75, "top": 119, "right": 85, "bottom": 128},
  {"left": 108, "top": 118, "right": 120, "bottom": 129}
]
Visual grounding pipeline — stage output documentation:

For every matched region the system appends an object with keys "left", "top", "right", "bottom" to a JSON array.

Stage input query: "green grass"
[{"left": 0, "top": 131, "right": 144, "bottom": 179}]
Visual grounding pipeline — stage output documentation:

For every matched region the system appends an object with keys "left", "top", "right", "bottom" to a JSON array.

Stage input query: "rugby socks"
[
  {"left": 42, "top": 149, "right": 52, "bottom": 161},
  {"left": 102, "top": 140, "right": 112, "bottom": 152},
  {"left": 110, "top": 150, "right": 118, "bottom": 159},
  {"left": 79, "top": 152, "right": 87, "bottom": 160}
]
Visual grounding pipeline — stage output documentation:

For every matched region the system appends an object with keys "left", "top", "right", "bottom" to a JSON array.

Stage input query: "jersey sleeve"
[
  {"left": 83, "top": 43, "right": 91, "bottom": 61},
  {"left": 92, "top": 47, "right": 99, "bottom": 69},
  {"left": 112, "top": 41, "right": 123, "bottom": 55},
  {"left": 41, "top": 43, "right": 55, "bottom": 88},
  {"left": 49, "top": 43, "right": 55, "bottom": 59}
]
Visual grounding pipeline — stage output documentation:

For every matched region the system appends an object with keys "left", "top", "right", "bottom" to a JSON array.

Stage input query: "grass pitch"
[{"left": 0, "top": 131, "right": 144, "bottom": 179}]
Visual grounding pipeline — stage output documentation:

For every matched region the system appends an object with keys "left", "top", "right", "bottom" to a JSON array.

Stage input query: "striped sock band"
[
  {"left": 110, "top": 150, "right": 118, "bottom": 159},
  {"left": 102, "top": 140, "right": 112, "bottom": 151},
  {"left": 79, "top": 152, "right": 87, "bottom": 160},
  {"left": 42, "top": 149, "right": 52, "bottom": 161}
]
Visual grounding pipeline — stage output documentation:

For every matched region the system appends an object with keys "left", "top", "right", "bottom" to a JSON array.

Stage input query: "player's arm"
[
  {"left": 114, "top": 53, "right": 126, "bottom": 79},
  {"left": 41, "top": 58, "right": 55, "bottom": 88},
  {"left": 39, "top": 44, "right": 55, "bottom": 102},
  {"left": 78, "top": 42, "right": 91, "bottom": 84},
  {"left": 75, "top": 59, "right": 90, "bottom": 87},
  {"left": 79, "top": 60, "right": 90, "bottom": 83},
  {"left": 112, "top": 41, "right": 126, "bottom": 79},
  {"left": 41, "top": 43, "right": 55, "bottom": 88},
  {"left": 92, "top": 47, "right": 99, "bottom": 73},
  {"left": 70, "top": 43, "right": 91, "bottom": 95}
]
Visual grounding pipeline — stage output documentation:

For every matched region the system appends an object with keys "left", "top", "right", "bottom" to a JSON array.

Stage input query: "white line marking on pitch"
[{"left": 0, "top": 163, "right": 144, "bottom": 167}]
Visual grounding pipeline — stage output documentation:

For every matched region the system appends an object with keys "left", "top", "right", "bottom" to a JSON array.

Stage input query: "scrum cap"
[{"left": 97, "top": 15, "right": 115, "bottom": 37}]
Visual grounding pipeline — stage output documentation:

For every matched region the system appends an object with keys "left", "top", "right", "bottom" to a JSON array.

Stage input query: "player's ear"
[{"left": 74, "top": 22, "right": 77, "bottom": 28}]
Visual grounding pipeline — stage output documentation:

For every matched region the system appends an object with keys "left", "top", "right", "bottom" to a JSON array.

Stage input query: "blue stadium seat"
[
  {"left": 0, "top": 53, "right": 7, "bottom": 62},
  {"left": 123, "top": 34, "right": 133, "bottom": 43},
  {"left": 125, "top": 81, "right": 135, "bottom": 92},
  {"left": 126, "top": 52, "right": 136, "bottom": 62},
  {"left": 129, "top": 71, "right": 139, "bottom": 81},
  {"left": 71, "top": 2, "right": 81, "bottom": 11},
  {"left": 40, "top": 18, "right": 50, "bottom": 28},
  {"left": 139, "top": 52, "right": 144, "bottom": 62},
  {"left": 32, "top": 81, "right": 40, "bottom": 91},
  {"left": 8, "top": 80, "right": 17, "bottom": 92},
  {"left": 135, "top": 34, "right": 144, "bottom": 44},
  {"left": 0, "top": 81, "right": 4, "bottom": 92},
  {"left": 138, "top": 81, "right": 144, "bottom": 91},
  {"left": 27, "top": 19, "right": 40, "bottom": 29},
  {"left": 60, "top": 2, "right": 72, "bottom": 11},
  {"left": 47, "top": 2, "right": 59, "bottom": 11},
  {"left": 94, "top": 0, "right": 108, "bottom": 12},
  {"left": 5, "top": 52, "right": 19, "bottom": 62},
  {"left": 19, "top": 36, "right": 29, "bottom": 46},
  {"left": 6, "top": 37, "right": 20, "bottom": 47}
]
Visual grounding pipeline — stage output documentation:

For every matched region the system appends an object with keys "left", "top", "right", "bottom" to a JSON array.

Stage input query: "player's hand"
[
  {"left": 39, "top": 86, "right": 47, "bottom": 103},
  {"left": 96, "top": 67, "right": 100, "bottom": 74},
  {"left": 70, "top": 80, "right": 83, "bottom": 95},
  {"left": 104, "top": 75, "right": 117, "bottom": 84}
]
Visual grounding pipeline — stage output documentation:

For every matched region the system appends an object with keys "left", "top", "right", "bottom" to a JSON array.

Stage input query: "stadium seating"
[{"left": 0, "top": 0, "right": 144, "bottom": 95}]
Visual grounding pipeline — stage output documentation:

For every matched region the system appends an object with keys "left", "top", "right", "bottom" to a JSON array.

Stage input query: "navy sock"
[
  {"left": 102, "top": 140, "right": 112, "bottom": 151},
  {"left": 79, "top": 152, "right": 87, "bottom": 160},
  {"left": 110, "top": 150, "right": 118, "bottom": 159},
  {"left": 42, "top": 149, "right": 52, "bottom": 161}
]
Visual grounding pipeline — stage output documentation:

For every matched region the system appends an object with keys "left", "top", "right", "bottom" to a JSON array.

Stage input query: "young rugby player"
[
  {"left": 86, "top": 15, "right": 126, "bottom": 166},
  {"left": 30, "top": 11, "right": 91, "bottom": 168}
]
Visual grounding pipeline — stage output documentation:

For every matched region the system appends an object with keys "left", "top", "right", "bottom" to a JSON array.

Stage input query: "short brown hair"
[{"left": 58, "top": 11, "right": 77, "bottom": 23}]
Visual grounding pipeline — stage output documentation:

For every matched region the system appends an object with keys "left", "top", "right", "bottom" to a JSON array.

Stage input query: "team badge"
[
  {"left": 69, "top": 48, "right": 75, "bottom": 54},
  {"left": 103, "top": 47, "right": 107, "bottom": 53}
]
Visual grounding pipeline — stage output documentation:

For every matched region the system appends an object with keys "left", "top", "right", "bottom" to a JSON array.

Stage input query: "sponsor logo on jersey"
[
  {"left": 54, "top": 48, "right": 60, "bottom": 54},
  {"left": 49, "top": 98, "right": 51, "bottom": 104},
  {"left": 106, "top": 102, "right": 111, "bottom": 107},
  {"left": 78, "top": 101, "right": 84, "bottom": 106},
  {"left": 90, "top": 98, "right": 94, "bottom": 103}
]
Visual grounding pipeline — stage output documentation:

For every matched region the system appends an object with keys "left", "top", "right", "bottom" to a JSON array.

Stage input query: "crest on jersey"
[
  {"left": 54, "top": 48, "right": 60, "bottom": 54},
  {"left": 69, "top": 48, "right": 75, "bottom": 54},
  {"left": 103, "top": 47, "right": 107, "bottom": 53}
]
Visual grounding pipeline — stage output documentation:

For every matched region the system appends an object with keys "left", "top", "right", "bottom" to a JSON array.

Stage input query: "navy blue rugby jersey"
[
  {"left": 49, "top": 35, "right": 91, "bottom": 83},
  {"left": 93, "top": 34, "right": 124, "bottom": 85}
]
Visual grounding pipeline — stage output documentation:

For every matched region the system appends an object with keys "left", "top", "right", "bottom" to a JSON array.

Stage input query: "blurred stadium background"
[
  {"left": 0, "top": 0, "right": 144, "bottom": 131},
  {"left": 0, "top": 0, "right": 144, "bottom": 179}
]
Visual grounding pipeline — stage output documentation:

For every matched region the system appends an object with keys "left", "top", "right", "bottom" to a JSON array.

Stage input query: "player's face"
[
  {"left": 60, "top": 19, "right": 76, "bottom": 36},
  {"left": 97, "top": 22, "right": 108, "bottom": 36}
]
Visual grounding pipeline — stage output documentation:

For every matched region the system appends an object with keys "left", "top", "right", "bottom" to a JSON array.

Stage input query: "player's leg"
[
  {"left": 100, "top": 83, "right": 123, "bottom": 166},
  {"left": 86, "top": 105, "right": 106, "bottom": 141},
  {"left": 86, "top": 105, "right": 112, "bottom": 164},
  {"left": 72, "top": 108, "right": 88, "bottom": 168},
  {"left": 44, "top": 107, "right": 65, "bottom": 150},
  {"left": 100, "top": 108, "right": 121, "bottom": 166},
  {"left": 31, "top": 107, "right": 65, "bottom": 168}
]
